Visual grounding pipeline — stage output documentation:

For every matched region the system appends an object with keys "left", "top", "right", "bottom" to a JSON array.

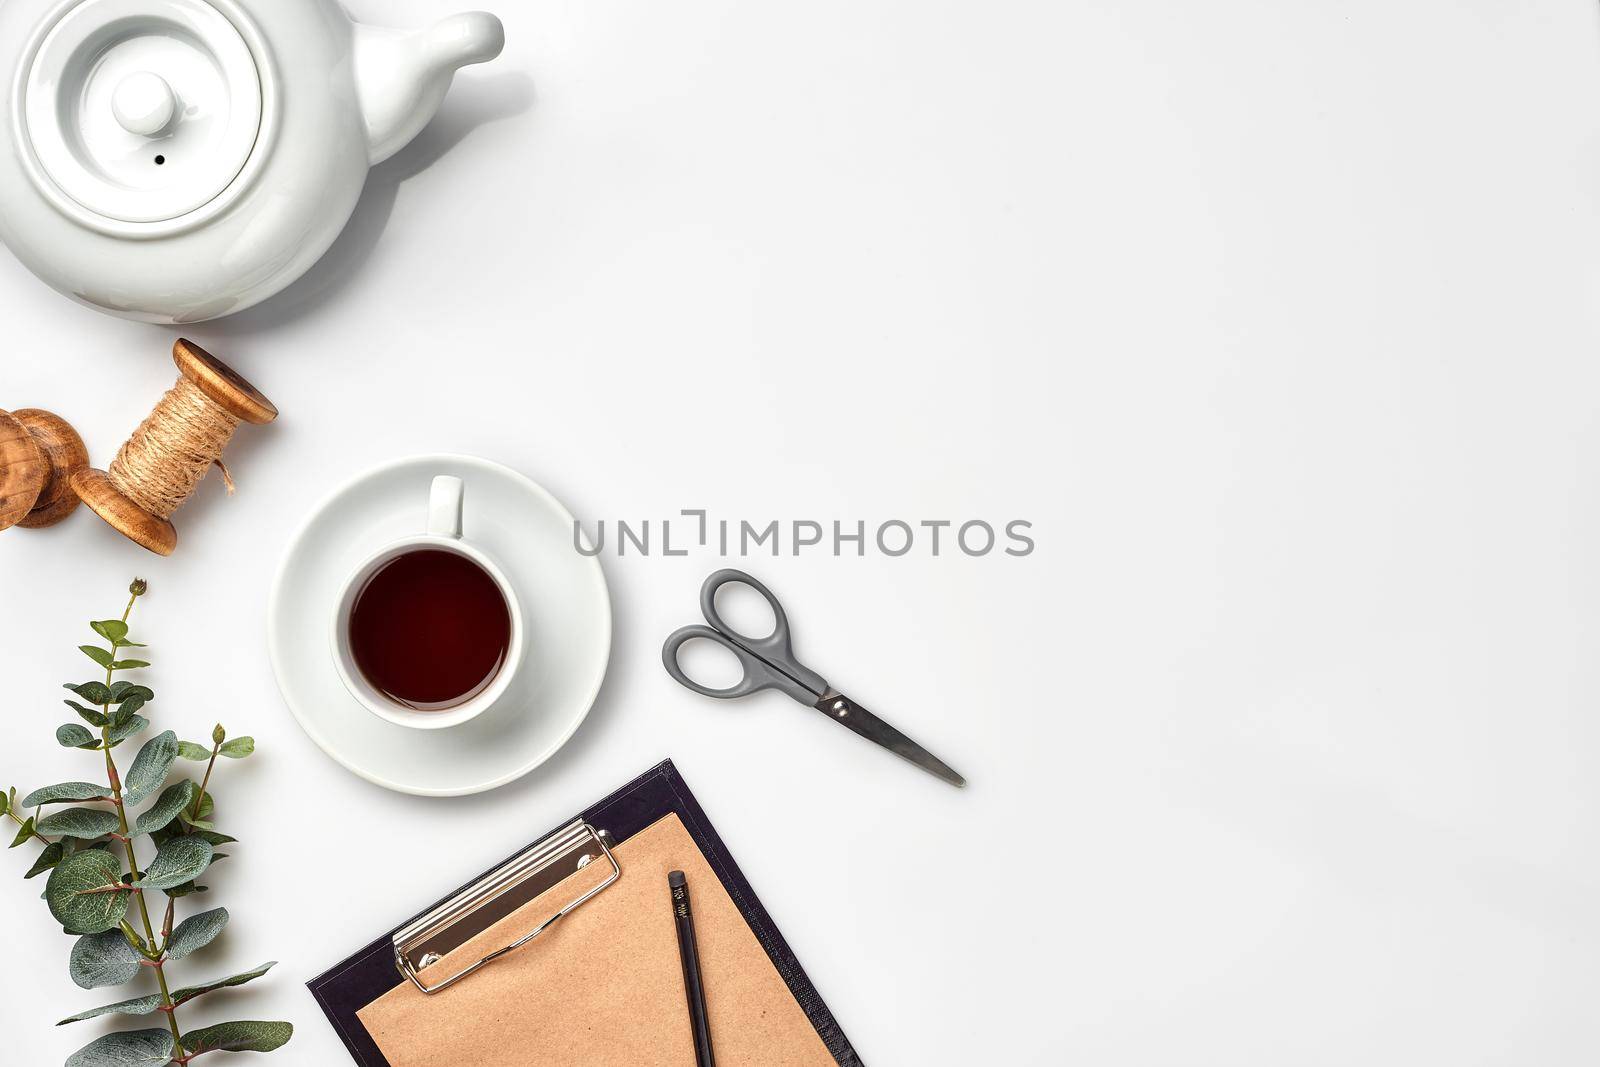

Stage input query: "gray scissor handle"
[{"left": 660, "top": 569, "right": 828, "bottom": 704}]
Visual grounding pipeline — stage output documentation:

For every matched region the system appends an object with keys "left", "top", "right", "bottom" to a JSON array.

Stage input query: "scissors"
[{"left": 661, "top": 569, "right": 966, "bottom": 788}]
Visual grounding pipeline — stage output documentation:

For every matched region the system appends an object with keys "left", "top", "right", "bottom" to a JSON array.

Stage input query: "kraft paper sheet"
[{"left": 357, "top": 813, "right": 837, "bottom": 1067}]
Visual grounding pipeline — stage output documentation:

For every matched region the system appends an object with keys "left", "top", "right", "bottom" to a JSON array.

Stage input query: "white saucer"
[{"left": 268, "top": 455, "right": 611, "bottom": 796}]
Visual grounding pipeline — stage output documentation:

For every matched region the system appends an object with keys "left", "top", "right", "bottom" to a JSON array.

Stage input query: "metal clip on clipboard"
[{"left": 392, "top": 821, "right": 621, "bottom": 995}]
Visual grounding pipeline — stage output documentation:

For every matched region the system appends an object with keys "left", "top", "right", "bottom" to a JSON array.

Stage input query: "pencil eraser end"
[{"left": 668, "top": 870, "right": 686, "bottom": 888}]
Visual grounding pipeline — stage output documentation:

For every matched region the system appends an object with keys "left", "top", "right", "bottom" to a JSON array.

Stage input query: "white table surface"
[{"left": 4, "top": 1, "right": 1599, "bottom": 1063}]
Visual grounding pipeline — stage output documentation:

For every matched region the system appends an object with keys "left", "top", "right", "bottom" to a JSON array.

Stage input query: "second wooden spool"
[{"left": 0, "top": 408, "right": 88, "bottom": 532}]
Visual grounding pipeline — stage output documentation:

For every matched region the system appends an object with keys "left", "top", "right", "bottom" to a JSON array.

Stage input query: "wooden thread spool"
[
  {"left": 0, "top": 408, "right": 89, "bottom": 532},
  {"left": 72, "top": 339, "right": 277, "bottom": 556}
]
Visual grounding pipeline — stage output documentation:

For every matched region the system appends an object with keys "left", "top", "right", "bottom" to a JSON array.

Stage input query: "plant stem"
[
  {"left": 98, "top": 593, "right": 185, "bottom": 1060},
  {"left": 187, "top": 745, "right": 219, "bottom": 824}
]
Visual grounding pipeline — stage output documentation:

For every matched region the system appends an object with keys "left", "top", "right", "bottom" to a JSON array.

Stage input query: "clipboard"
[{"left": 308, "top": 760, "right": 864, "bottom": 1066}]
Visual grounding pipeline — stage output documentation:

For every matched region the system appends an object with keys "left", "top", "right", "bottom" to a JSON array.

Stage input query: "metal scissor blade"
[{"left": 813, "top": 692, "right": 967, "bottom": 788}]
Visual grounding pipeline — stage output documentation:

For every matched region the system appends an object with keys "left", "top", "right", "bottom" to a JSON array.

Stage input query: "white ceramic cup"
[{"left": 331, "top": 475, "right": 524, "bottom": 730}]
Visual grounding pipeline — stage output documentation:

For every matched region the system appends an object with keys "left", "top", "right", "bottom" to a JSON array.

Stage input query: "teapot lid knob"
[{"left": 112, "top": 71, "right": 177, "bottom": 137}]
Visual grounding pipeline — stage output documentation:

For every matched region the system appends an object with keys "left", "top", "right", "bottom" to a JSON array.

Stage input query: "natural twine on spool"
[
  {"left": 108, "top": 374, "right": 241, "bottom": 519},
  {"left": 73, "top": 339, "right": 277, "bottom": 556}
]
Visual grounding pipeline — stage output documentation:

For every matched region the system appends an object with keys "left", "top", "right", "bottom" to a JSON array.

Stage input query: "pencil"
[{"left": 669, "top": 870, "right": 716, "bottom": 1067}]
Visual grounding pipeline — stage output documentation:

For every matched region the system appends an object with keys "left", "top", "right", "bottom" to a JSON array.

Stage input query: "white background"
[{"left": 3, "top": 1, "right": 1598, "bottom": 1063}]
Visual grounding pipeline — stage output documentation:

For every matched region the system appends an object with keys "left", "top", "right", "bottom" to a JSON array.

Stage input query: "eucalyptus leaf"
[
  {"left": 108, "top": 683, "right": 153, "bottom": 704},
  {"left": 37, "top": 807, "right": 119, "bottom": 841},
  {"left": 110, "top": 694, "right": 146, "bottom": 724},
  {"left": 89, "top": 619, "right": 129, "bottom": 644},
  {"left": 45, "top": 849, "right": 132, "bottom": 934},
  {"left": 63, "top": 681, "right": 113, "bottom": 705},
  {"left": 69, "top": 929, "right": 143, "bottom": 989},
  {"left": 131, "top": 834, "right": 212, "bottom": 890},
  {"left": 106, "top": 716, "right": 149, "bottom": 746},
  {"left": 110, "top": 659, "right": 150, "bottom": 670},
  {"left": 0, "top": 789, "right": 8, "bottom": 817},
  {"left": 166, "top": 906, "right": 229, "bottom": 961},
  {"left": 21, "top": 782, "right": 112, "bottom": 807},
  {"left": 164, "top": 881, "right": 208, "bottom": 898},
  {"left": 171, "top": 961, "right": 277, "bottom": 1006},
  {"left": 64, "top": 700, "right": 108, "bottom": 727},
  {"left": 78, "top": 644, "right": 114, "bottom": 668},
  {"left": 56, "top": 724, "right": 97, "bottom": 748},
  {"left": 122, "top": 730, "right": 178, "bottom": 805},
  {"left": 65, "top": 1028, "right": 174, "bottom": 1067},
  {"left": 25, "top": 841, "right": 64, "bottom": 878},
  {"left": 56, "top": 992, "right": 162, "bottom": 1025},
  {"left": 9, "top": 816, "right": 35, "bottom": 848},
  {"left": 219, "top": 736, "right": 255, "bottom": 759},
  {"left": 192, "top": 830, "right": 237, "bottom": 847},
  {"left": 181, "top": 790, "right": 215, "bottom": 829},
  {"left": 132, "top": 780, "right": 198, "bottom": 837},
  {"left": 180, "top": 1021, "right": 293, "bottom": 1056},
  {"left": 177, "top": 741, "right": 211, "bottom": 761}
]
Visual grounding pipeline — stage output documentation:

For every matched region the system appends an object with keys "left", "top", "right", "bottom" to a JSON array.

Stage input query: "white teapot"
[{"left": 0, "top": 0, "right": 505, "bottom": 323}]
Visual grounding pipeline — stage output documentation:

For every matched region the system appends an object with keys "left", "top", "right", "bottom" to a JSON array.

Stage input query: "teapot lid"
[{"left": 19, "top": 0, "right": 273, "bottom": 229}]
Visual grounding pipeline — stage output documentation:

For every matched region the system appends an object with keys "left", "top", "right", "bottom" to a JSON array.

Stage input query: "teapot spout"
[{"left": 355, "top": 12, "right": 506, "bottom": 166}]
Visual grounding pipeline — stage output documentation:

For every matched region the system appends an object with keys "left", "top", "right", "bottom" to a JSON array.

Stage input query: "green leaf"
[
  {"left": 89, "top": 619, "right": 129, "bottom": 644},
  {"left": 109, "top": 683, "right": 154, "bottom": 704},
  {"left": 64, "top": 681, "right": 113, "bottom": 705},
  {"left": 193, "top": 830, "right": 237, "bottom": 846},
  {"left": 107, "top": 716, "right": 149, "bottom": 746},
  {"left": 57, "top": 992, "right": 163, "bottom": 1025},
  {"left": 180, "top": 1021, "right": 293, "bottom": 1056},
  {"left": 37, "top": 807, "right": 120, "bottom": 841},
  {"left": 164, "top": 881, "right": 208, "bottom": 898},
  {"left": 110, "top": 695, "right": 146, "bottom": 725},
  {"left": 177, "top": 741, "right": 211, "bottom": 761},
  {"left": 110, "top": 659, "right": 150, "bottom": 670},
  {"left": 78, "top": 645, "right": 114, "bottom": 668},
  {"left": 132, "top": 780, "right": 198, "bottom": 836},
  {"left": 219, "top": 736, "right": 255, "bottom": 759},
  {"left": 22, "top": 782, "right": 113, "bottom": 807},
  {"left": 57, "top": 723, "right": 97, "bottom": 749},
  {"left": 9, "top": 816, "right": 35, "bottom": 848},
  {"left": 131, "top": 834, "right": 212, "bottom": 890},
  {"left": 123, "top": 730, "right": 178, "bottom": 805},
  {"left": 166, "top": 906, "right": 229, "bottom": 961},
  {"left": 26, "top": 841, "right": 65, "bottom": 878},
  {"left": 171, "top": 961, "right": 277, "bottom": 1006},
  {"left": 0, "top": 790, "right": 7, "bottom": 817},
  {"left": 46, "top": 849, "right": 132, "bottom": 934},
  {"left": 65, "top": 1028, "right": 174, "bottom": 1067},
  {"left": 69, "top": 929, "right": 143, "bottom": 989},
  {"left": 65, "top": 700, "right": 108, "bottom": 727},
  {"left": 182, "top": 790, "right": 215, "bottom": 827}
]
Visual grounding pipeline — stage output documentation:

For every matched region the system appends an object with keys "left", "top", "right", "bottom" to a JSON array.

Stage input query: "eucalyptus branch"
[{"left": 3, "top": 579, "right": 291, "bottom": 1067}]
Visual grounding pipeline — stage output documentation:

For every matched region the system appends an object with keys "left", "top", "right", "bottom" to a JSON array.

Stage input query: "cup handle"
[{"left": 427, "top": 476, "right": 464, "bottom": 539}]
